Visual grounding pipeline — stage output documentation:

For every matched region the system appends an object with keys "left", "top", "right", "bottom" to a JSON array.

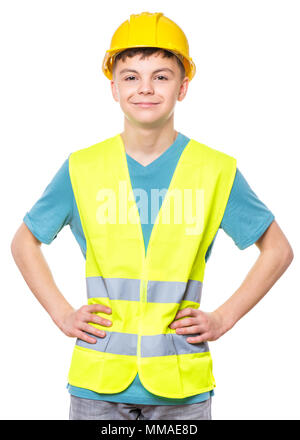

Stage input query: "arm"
[
  {"left": 169, "top": 220, "right": 294, "bottom": 342},
  {"left": 11, "top": 222, "right": 112, "bottom": 343}
]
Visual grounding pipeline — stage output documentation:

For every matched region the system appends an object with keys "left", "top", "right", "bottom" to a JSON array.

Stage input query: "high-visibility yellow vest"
[{"left": 67, "top": 133, "right": 237, "bottom": 398}]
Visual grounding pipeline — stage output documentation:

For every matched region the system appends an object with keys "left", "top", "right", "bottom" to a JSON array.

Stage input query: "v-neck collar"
[
  {"left": 116, "top": 132, "right": 193, "bottom": 259},
  {"left": 125, "top": 132, "right": 184, "bottom": 170}
]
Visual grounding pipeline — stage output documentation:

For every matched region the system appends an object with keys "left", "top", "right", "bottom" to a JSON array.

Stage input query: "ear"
[
  {"left": 110, "top": 80, "right": 119, "bottom": 103},
  {"left": 178, "top": 77, "right": 189, "bottom": 102}
]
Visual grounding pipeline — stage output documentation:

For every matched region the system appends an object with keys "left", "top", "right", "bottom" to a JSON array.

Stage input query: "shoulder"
[
  {"left": 69, "top": 135, "right": 118, "bottom": 164},
  {"left": 188, "top": 138, "right": 237, "bottom": 170}
]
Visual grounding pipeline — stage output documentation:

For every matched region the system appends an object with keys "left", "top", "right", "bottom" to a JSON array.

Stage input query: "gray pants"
[{"left": 69, "top": 395, "right": 212, "bottom": 420}]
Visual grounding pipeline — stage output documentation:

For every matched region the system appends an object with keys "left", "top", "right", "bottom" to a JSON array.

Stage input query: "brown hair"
[{"left": 112, "top": 47, "right": 186, "bottom": 81}]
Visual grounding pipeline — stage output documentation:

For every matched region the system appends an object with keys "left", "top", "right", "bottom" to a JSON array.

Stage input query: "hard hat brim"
[{"left": 102, "top": 46, "right": 196, "bottom": 81}]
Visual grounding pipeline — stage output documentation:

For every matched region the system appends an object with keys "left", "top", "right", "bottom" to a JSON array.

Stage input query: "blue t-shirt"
[{"left": 23, "top": 132, "right": 275, "bottom": 405}]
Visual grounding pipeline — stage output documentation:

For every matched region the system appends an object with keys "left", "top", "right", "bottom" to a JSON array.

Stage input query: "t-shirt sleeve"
[
  {"left": 220, "top": 168, "right": 275, "bottom": 250},
  {"left": 23, "top": 154, "right": 74, "bottom": 244}
]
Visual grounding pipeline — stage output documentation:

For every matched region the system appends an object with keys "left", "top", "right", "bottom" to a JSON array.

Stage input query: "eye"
[
  {"left": 124, "top": 75, "right": 168, "bottom": 81},
  {"left": 156, "top": 75, "right": 168, "bottom": 80}
]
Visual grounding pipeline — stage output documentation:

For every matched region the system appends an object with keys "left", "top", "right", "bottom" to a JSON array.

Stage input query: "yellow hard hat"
[{"left": 102, "top": 12, "right": 196, "bottom": 81}]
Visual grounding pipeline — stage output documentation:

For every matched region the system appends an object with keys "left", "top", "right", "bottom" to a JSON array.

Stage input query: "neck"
[{"left": 120, "top": 118, "right": 178, "bottom": 157}]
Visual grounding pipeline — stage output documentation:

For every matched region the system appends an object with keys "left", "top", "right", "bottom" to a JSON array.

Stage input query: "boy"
[{"left": 11, "top": 12, "right": 293, "bottom": 420}]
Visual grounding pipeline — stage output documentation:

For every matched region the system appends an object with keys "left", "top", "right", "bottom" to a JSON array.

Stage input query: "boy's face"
[{"left": 110, "top": 52, "right": 189, "bottom": 129}]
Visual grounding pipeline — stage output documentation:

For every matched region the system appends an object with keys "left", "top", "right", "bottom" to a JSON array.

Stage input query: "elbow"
[
  {"left": 10, "top": 233, "right": 18, "bottom": 258},
  {"left": 11, "top": 234, "right": 23, "bottom": 262},
  {"left": 280, "top": 243, "right": 294, "bottom": 271},
  {"left": 285, "top": 244, "right": 294, "bottom": 266}
]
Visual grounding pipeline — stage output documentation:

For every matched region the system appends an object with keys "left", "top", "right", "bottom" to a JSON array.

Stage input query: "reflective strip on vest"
[
  {"left": 86, "top": 276, "right": 202, "bottom": 304},
  {"left": 76, "top": 331, "right": 209, "bottom": 356}
]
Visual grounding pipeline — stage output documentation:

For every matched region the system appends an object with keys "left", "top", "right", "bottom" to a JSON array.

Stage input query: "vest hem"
[
  {"left": 67, "top": 374, "right": 216, "bottom": 399},
  {"left": 67, "top": 375, "right": 139, "bottom": 395},
  {"left": 137, "top": 371, "right": 216, "bottom": 399}
]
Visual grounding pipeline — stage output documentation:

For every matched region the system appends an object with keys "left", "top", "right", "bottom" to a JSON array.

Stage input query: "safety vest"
[{"left": 67, "top": 133, "right": 237, "bottom": 398}]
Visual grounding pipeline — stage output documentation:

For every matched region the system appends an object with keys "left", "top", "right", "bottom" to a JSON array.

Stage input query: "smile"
[{"left": 132, "top": 103, "right": 160, "bottom": 108}]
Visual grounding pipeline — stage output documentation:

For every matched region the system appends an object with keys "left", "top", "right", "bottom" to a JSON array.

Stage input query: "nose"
[{"left": 137, "top": 78, "right": 154, "bottom": 95}]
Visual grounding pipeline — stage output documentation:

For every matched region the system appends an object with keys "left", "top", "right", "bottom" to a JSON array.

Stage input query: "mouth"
[{"left": 132, "top": 102, "right": 160, "bottom": 108}]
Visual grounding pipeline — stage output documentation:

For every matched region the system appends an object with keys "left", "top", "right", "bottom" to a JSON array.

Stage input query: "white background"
[{"left": 1, "top": 0, "right": 299, "bottom": 420}]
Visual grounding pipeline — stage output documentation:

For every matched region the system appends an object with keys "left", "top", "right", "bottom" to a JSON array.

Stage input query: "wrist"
[
  {"left": 51, "top": 303, "right": 74, "bottom": 331},
  {"left": 213, "top": 307, "right": 236, "bottom": 335}
]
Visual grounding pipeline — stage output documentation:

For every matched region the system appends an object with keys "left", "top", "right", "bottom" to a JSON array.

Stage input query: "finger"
[
  {"left": 80, "top": 322, "right": 107, "bottom": 338},
  {"left": 170, "top": 317, "right": 198, "bottom": 329},
  {"left": 173, "top": 307, "right": 197, "bottom": 320},
  {"left": 175, "top": 324, "right": 201, "bottom": 335},
  {"left": 75, "top": 329, "right": 98, "bottom": 344},
  {"left": 186, "top": 333, "right": 209, "bottom": 344},
  {"left": 87, "top": 313, "right": 112, "bottom": 327},
  {"left": 86, "top": 304, "right": 112, "bottom": 314}
]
